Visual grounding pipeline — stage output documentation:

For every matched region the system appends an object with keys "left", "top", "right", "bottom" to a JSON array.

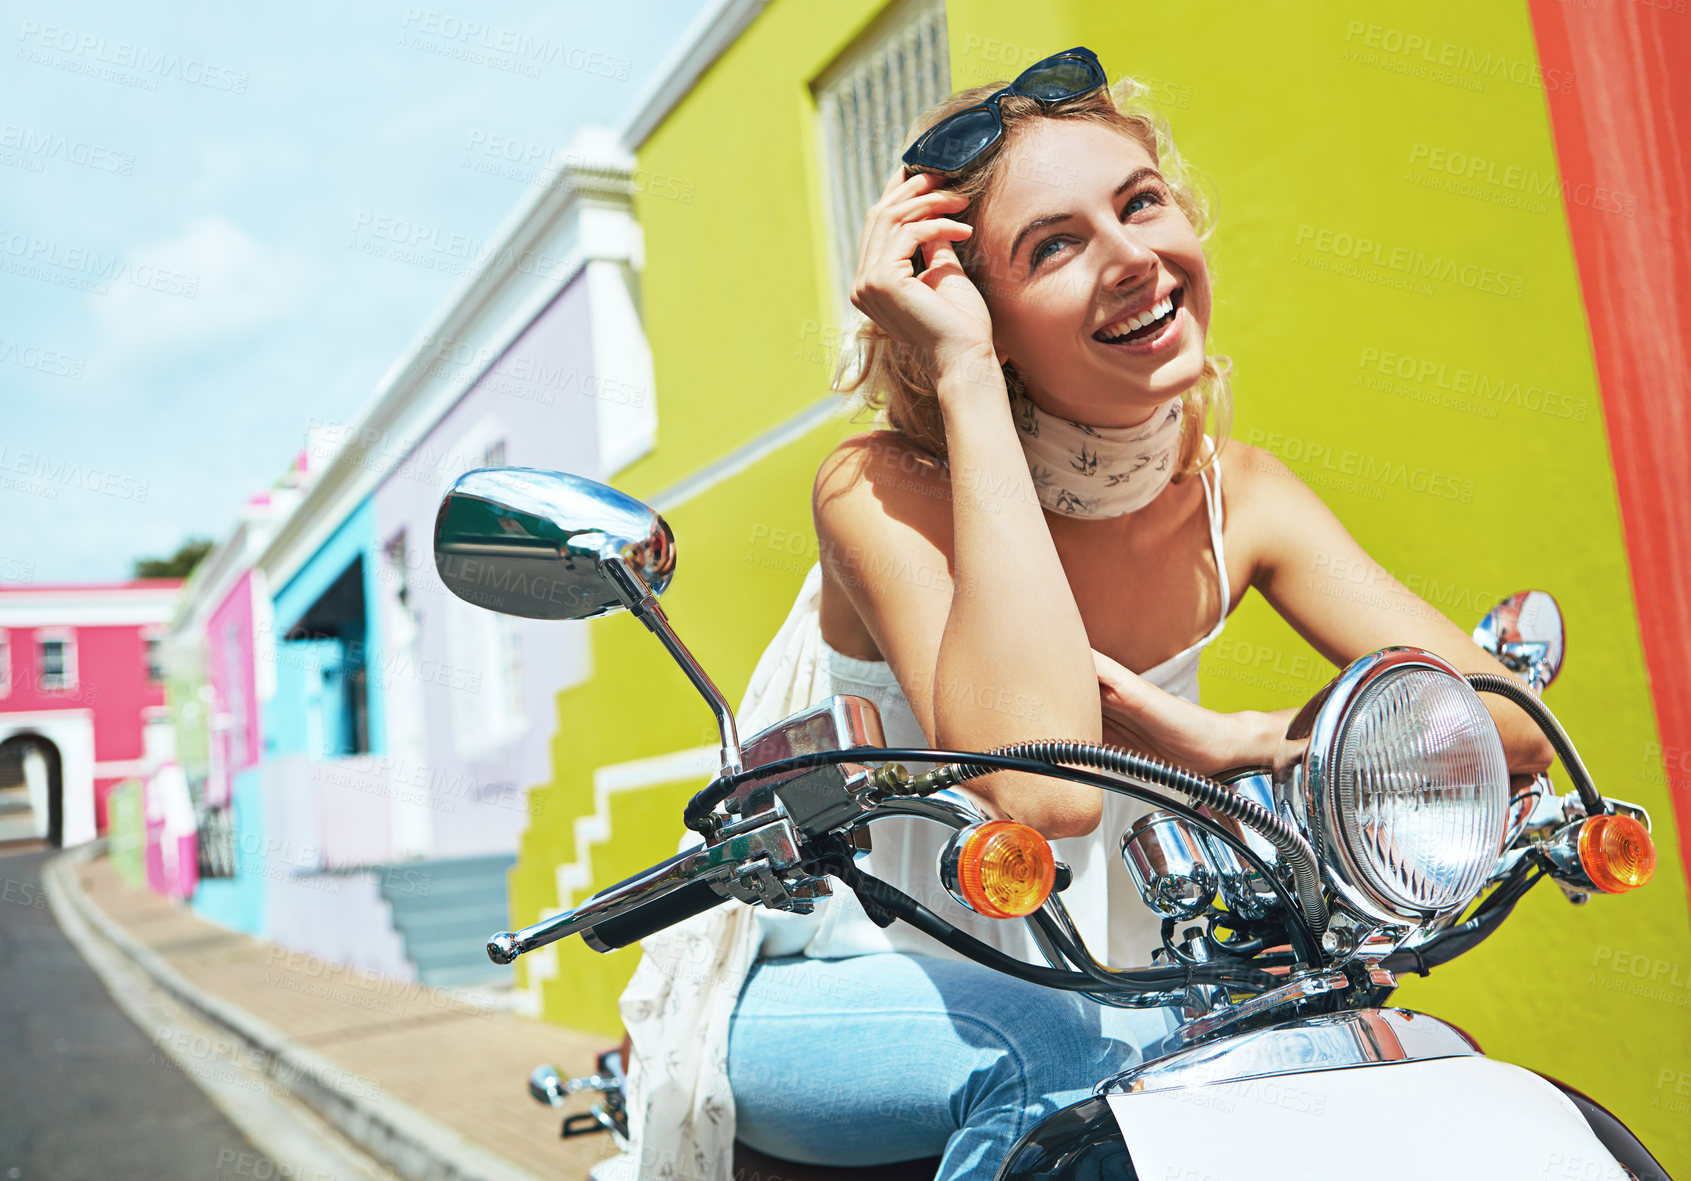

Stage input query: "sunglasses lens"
[
  {"left": 918, "top": 107, "right": 1000, "bottom": 171},
  {"left": 1018, "top": 58, "right": 1102, "bottom": 101}
]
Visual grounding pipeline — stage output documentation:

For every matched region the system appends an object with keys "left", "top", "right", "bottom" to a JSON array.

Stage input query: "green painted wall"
[
  {"left": 509, "top": 0, "right": 899, "bottom": 1029},
  {"left": 106, "top": 779, "right": 145, "bottom": 889},
  {"left": 509, "top": 0, "right": 1688, "bottom": 1161},
  {"left": 165, "top": 663, "right": 210, "bottom": 793},
  {"left": 510, "top": 425, "right": 851, "bottom": 1029},
  {"left": 1039, "top": 0, "right": 1686, "bottom": 1157}
]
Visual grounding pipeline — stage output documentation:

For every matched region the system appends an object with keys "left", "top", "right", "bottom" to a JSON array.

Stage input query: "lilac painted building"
[
  {"left": 168, "top": 133, "right": 657, "bottom": 987},
  {"left": 364, "top": 275, "right": 603, "bottom": 862}
]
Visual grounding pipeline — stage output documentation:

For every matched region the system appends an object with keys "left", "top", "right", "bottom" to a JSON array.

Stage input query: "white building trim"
[
  {"left": 180, "top": 0, "right": 777, "bottom": 621},
  {"left": 616, "top": 0, "right": 774, "bottom": 151},
  {"left": 92, "top": 758, "right": 153, "bottom": 778},
  {"left": 255, "top": 136, "right": 649, "bottom": 597},
  {"left": 0, "top": 586, "right": 179, "bottom": 629},
  {"left": 651, "top": 394, "right": 843, "bottom": 514},
  {"left": 511, "top": 742, "right": 719, "bottom": 1017},
  {"left": 0, "top": 709, "right": 96, "bottom": 846},
  {"left": 558, "top": 743, "right": 720, "bottom": 906},
  {"left": 168, "top": 488, "right": 301, "bottom": 642},
  {"left": 585, "top": 258, "right": 659, "bottom": 476}
]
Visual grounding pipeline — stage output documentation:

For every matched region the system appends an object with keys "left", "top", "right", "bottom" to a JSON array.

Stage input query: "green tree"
[{"left": 133, "top": 536, "right": 215, "bottom": 580}]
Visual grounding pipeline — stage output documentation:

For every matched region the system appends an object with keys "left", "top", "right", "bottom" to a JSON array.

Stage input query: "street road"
[{"left": 0, "top": 846, "right": 261, "bottom": 1180}]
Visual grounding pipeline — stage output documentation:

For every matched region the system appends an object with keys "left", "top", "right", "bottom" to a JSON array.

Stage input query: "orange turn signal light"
[
  {"left": 946, "top": 820, "right": 1056, "bottom": 919},
  {"left": 1577, "top": 814, "right": 1657, "bottom": 893}
]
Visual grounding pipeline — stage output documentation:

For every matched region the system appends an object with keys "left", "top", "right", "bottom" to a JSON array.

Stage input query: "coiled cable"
[{"left": 940, "top": 739, "right": 1329, "bottom": 935}]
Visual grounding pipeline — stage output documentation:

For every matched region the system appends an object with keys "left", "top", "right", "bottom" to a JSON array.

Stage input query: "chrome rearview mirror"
[
  {"left": 434, "top": 467, "right": 741, "bottom": 776},
  {"left": 433, "top": 467, "right": 675, "bottom": 620},
  {"left": 1473, "top": 589, "right": 1564, "bottom": 693},
  {"left": 1473, "top": 589, "right": 1564, "bottom": 849}
]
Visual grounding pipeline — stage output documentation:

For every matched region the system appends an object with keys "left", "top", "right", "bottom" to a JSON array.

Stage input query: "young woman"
[{"left": 614, "top": 47, "right": 1553, "bottom": 1181}]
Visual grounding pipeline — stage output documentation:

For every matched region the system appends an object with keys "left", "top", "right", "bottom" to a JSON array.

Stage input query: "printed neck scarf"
[{"left": 1009, "top": 385, "right": 1184, "bottom": 519}]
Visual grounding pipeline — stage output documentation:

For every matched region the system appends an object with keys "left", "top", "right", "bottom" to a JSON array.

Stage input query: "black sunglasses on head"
[{"left": 901, "top": 46, "right": 1107, "bottom": 176}]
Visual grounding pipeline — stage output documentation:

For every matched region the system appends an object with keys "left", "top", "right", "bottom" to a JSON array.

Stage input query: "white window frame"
[
  {"left": 437, "top": 417, "right": 529, "bottom": 759},
  {"left": 36, "top": 628, "right": 76, "bottom": 692},
  {"left": 143, "top": 628, "right": 166, "bottom": 684},
  {"left": 813, "top": 0, "right": 950, "bottom": 334}
]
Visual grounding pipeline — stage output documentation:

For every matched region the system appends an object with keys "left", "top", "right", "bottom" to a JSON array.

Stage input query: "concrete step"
[
  {"left": 418, "top": 960, "right": 513, "bottom": 989},
  {"left": 376, "top": 853, "right": 519, "bottom": 986},
  {"left": 384, "top": 880, "right": 506, "bottom": 914},
  {"left": 388, "top": 854, "right": 515, "bottom": 886},
  {"left": 394, "top": 903, "right": 510, "bottom": 940},
  {"left": 407, "top": 935, "right": 492, "bottom": 964}
]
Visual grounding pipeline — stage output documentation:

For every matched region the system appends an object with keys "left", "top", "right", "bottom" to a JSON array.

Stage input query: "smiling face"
[{"left": 968, "top": 118, "right": 1213, "bottom": 428}]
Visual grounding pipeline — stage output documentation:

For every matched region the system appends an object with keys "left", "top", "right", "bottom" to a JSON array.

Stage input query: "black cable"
[
  {"left": 1161, "top": 917, "right": 1204, "bottom": 967},
  {"left": 1205, "top": 913, "right": 1266, "bottom": 957},
  {"left": 1382, "top": 860, "right": 1545, "bottom": 976},
  {"left": 1025, "top": 900, "right": 1278, "bottom": 995},
  {"left": 833, "top": 861, "right": 1270, "bottom": 996},
  {"left": 1026, "top": 906, "right": 1190, "bottom": 1005},
  {"left": 937, "top": 748, "right": 1324, "bottom": 969},
  {"left": 691, "top": 740, "right": 1327, "bottom": 933},
  {"left": 1000, "top": 875, "right": 1203, "bottom": 1006},
  {"left": 947, "top": 739, "right": 1327, "bottom": 937},
  {"left": 1466, "top": 672, "right": 1605, "bottom": 817},
  {"left": 689, "top": 745, "right": 1324, "bottom": 968}
]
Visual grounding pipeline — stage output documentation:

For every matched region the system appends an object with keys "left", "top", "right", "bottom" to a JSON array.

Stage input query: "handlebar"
[
  {"left": 580, "top": 878, "right": 730, "bottom": 951},
  {"left": 488, "top": 846, "right": 714, "bottom": 964},
  {"left": 488, "top": 815, "right": 807, "bottom": 964},
  {"left": 490, "top": 744, "right": 1327, "bottom": 976},
  {"left": 488, "top": 704, "right": 1628, "bottom": 1003}
]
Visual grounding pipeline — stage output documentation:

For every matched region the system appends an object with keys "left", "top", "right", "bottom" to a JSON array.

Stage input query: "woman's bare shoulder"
[
  {"left": 813, "top": 429, "right": 951, "bottom": 517},
  {"left": 1219, "top": 438, "right": 1289, "bottom": 483},
  {"left": 1215, "top": 437, "right": 1365, "bottom": 588},
  {"left": 1211, "top": 439, "right": 1310, "bottom": 581},
  {"left": 1216, "top": 439, "right": 1305, "bottom": 517}
]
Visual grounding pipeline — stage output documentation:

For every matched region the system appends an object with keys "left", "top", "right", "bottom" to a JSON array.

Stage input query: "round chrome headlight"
[{"left": 1288, "top": 648, "right": 1509, "bottom": 924}]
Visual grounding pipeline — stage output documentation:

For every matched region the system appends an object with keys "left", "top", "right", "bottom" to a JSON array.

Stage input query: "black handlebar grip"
[{"left": 580, "top": 879, "right": 730, "bottom": 951}]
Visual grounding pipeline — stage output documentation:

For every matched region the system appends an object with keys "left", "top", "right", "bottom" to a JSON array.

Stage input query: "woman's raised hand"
[{"left": 850, "top": 169, "right": 995, "bottom": 375}]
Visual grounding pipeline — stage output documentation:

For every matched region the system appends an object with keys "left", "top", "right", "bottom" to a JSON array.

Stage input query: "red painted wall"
[
  {"left": 1529, "top": 0, "right": 1691, "bottom": 895},
  {"left": 4, "top": 619, "right": 169, "bottom": 830}
]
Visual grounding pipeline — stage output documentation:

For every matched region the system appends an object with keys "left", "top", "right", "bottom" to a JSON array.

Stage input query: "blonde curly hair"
[{"left": 834, "top": 75, "right": 1232, "bottom": 480}]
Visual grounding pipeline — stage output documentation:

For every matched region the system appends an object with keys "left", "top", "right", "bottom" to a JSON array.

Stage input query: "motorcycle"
[{"left": 433, "top": 467, "right": 1671, "bottom": 1180}]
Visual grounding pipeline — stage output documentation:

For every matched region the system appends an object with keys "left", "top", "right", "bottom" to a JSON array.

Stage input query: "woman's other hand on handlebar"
[
  {"left": 1093, "top": 649, "right": 1305, "bottom": 779},
  {"left": 850, "top": 168, "right": 995, "bottom": 376}
]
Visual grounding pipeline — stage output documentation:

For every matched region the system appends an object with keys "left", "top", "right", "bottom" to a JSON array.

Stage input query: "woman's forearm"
[{"left": 930, "top": 349, "right": 1102, "bottom": 837}]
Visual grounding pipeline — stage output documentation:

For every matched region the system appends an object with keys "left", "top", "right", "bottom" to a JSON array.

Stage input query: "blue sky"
[{"left": 0, "top": 0, "right": 712, "bottom": 583}]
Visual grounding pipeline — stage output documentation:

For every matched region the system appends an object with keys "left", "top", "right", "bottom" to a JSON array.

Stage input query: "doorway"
[{"left": 0, "top": 733, "right": 64, "bottom": 846}]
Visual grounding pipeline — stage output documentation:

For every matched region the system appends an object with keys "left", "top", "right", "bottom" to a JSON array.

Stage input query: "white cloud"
[{"left": 91, "top": 215, "right": 309, "bottom": 370}]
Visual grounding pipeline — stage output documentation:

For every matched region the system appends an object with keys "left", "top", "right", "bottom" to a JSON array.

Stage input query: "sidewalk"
[{"left": 55, "top": 850, "right": 621, "bottom": 1181}]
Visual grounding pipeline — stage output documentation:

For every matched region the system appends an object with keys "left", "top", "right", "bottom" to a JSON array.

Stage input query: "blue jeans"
[{"left": 727, "top": 953, "right": 1178, "bottom": 1180}]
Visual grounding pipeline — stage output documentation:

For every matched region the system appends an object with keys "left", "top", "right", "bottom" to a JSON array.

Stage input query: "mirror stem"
[{"left": 601, "top": 554, "right": 743, "bottom": 778}]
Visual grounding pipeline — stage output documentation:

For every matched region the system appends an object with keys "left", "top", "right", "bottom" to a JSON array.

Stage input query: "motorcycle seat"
[{"left": 733, "top": 1141, "right": 941, "bottom": 1180}]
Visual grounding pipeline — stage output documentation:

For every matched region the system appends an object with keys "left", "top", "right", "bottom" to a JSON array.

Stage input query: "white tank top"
[{"left": 757, "top": 455, "right": 1231, "bottom": 968}]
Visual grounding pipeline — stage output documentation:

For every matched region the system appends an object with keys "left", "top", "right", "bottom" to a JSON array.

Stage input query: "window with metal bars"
[{"left": 814, "top": 0, "right": 950, "bottom": 331}]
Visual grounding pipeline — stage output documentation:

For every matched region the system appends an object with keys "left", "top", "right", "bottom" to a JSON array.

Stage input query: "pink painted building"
[
  {"left": 204, "top": 567, "right": 268, "bottom": 808},
  {"left": 0, "top": 581, "right": 181, "bottom": 847}
]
